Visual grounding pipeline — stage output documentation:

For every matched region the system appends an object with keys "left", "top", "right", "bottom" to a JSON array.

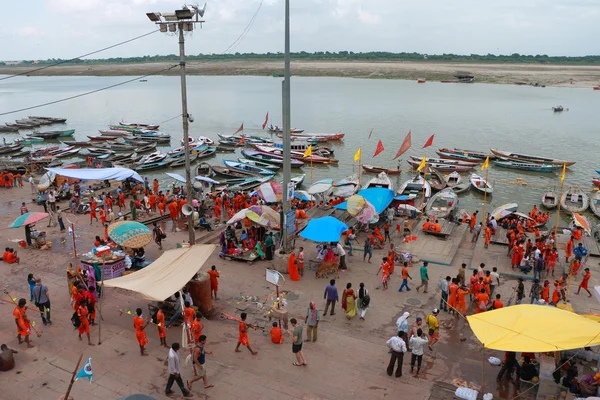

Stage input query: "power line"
[
  {"left": 0, "top": 65, "right": 178, "bottom": 117},
  {"left": 222, "top": 0, "right": 264, "bottom": 54},
  {"left": 0, "top": 30, "right": 160, "bottom": 81}
]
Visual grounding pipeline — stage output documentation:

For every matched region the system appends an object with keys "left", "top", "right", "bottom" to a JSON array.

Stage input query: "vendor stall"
[{"left": 80, "top": 248, "right": 127, "bottom": 280}]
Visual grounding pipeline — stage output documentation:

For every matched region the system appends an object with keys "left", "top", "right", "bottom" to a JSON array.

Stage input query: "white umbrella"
[{"left": 195, "top": 176, "right": 220, "bottom": 184}]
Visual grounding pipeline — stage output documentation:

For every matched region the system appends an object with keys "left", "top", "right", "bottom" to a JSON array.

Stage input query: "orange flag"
[
  {"left": 262, "top": 112, "right": 269, "bottom": 129},
  {"left": 234, "top": 123, "right": 244, "bottom": 135},
  {"left": 237, "top": 135, "right": 246, "bottom": 145},
  {"left": 393, "top": 131, "right": 411, "bottom": 160},
  {"left": 373, "top": 140, "right": 384, "bottom": 157},
  {"left": 422, "top": 134, "right": 434, "bottom": 148}
]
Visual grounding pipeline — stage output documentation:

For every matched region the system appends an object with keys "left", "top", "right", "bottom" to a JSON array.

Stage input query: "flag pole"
[
  {"left": 481, "top": 166, "right": 489, "bottom": 226},
  {"left": 358, "top": 153, "right": 361, "bottom": 187},
  {"left": 63, "top": 353, "right": 84, "bottom": 400},
  {"left": 420, "top": 159, "right": 427, "bottom": 211},
  {"left": 553, "top": 164, "right": 566, "bottom": 237}
]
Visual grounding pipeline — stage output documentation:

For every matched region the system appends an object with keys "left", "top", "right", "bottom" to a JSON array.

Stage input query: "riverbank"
[{"left": 2, "top": 60, "right": 600, "bottom": 87}]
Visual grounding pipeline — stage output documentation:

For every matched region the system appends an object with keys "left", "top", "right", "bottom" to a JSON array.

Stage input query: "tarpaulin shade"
[
  {"left": 165, "top": 172, "right": 186, "bottom": 183},
  {"left": 9, "top": 212, "right": 49, "bottom": 228},
  {"left": 103, "top": 245, "right": 216, "bottom": 301},
  {"left": 467, "top": 304, "right": 600, "bottom": 352},
  {"left": 46, "top": 167, "right": 143, "bottom": 183},
  {"left": 300, "top": 216, "right": 348, "bottom": 243},
  {"left": 334, "top": 188, "right": 395, "bottom": 214},
  {"left": 257, "top": 182, "right": 283, "bottom": 203},
  {"left": 227, "top": 205, "right": 280, "bottom": 228}
]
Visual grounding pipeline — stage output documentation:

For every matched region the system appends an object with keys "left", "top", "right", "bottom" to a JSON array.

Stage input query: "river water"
[{"left": 1, "top": 75, "right": 599, "bottom": 225}]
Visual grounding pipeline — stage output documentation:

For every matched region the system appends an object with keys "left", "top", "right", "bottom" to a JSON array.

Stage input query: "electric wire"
[
  {"left": 0, "top": 65, "right": 178, "bottom": 117},
  {"left": 221, "top": 0, "right": 264, "bottom": 54},
  {"left": 0, "top": 30, "right": 160, "bottom": 81}
]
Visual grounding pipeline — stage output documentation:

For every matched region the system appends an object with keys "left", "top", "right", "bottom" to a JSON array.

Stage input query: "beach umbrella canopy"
[
  {"left": 572, "top": 213, "right": 591, "bottom": 234},
  {"left": 227, "top": 205, "right": 280, "bottom": 228},
  {"left": 300, "top": 216, "right": 348, "bottom": 243},
  {"left": 195, "top": 175, "right": 220, "bottom": 184},
  {"left": 107, "top": 221, "right": 152, "bottom": 248},
  {"left": 347, "top": 195, "right": 379, "bottom": 224},
  {"left": 397, "top": 204, "right": 422, "bottom": 213},
  {"left": 257, "top": 182, "right": 283, "bottom": 203},
  {"left": 165, "top": 172, "right": 186, "bottom": 183},
  {"left": 9, "top": 212, "right": 49, "bottom": 228},
  {"left": 491, "top": 202, "right": 518, "bottom": 221}
]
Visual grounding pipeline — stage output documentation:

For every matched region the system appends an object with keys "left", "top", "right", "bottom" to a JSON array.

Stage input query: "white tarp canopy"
[
  {"left": 103, "top": 245, "right": 216, "bottom": 301},
  {"left": 46, "top": 167, "right": 144, "bottom": 183}
]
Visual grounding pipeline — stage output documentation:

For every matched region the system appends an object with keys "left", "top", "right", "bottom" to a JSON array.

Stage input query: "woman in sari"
[
  {"left": 341, "top": 282, "right": 357, "bottom": 319},
  {"left": 288, "top": 252, "right": 300, "bottom": 281},
  {"left": 255, "top": 241, "right": 265, "bottom": 259}
]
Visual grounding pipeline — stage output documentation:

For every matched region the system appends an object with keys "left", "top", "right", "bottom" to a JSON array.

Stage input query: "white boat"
[
  {"left": 541, "top": 191, "right": 558, "bottom": 209},
  {"left": 307, "top": 179, "right": 334, "bottom": 195},
  {"left": 331, "top": 175, "right": 359, "bottom": 198},
  {"left": 425, "top": 188, "right": 458, "bottom": 219},
  {"left": 396, "top": 175, "right": 431, "bottom": 209},
  {"left": 180, "top": 136, "right": 214, "bottom": 146},
  {"left": 560, "top": 188, "right": 589, "bottom": 213},
  {"left": 590, "top": 192, "right": 600, "bottom": 218},
  {"left": 167, "top": 143, "right": 207, "bottom": 156},
  {"left": 362, "top": 171, "right": 394, "bottom": 191},
  {"left": 445, "top": 171, "right": 462, "bottom": 187},
  {"left": 137, "top": 151, "right": 167, "bottom": 165},
  {"left": 470, "top": 173, "right": 493, "bottom": 194}
]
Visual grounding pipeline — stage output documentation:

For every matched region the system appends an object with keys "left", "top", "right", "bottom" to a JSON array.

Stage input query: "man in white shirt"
[
  {"left": 336, "top": 242, "right": 347, "bottom": 270},
  {"left": 165, "top": 343, "right": 192, "bottom": 397},
  {"left": 490, "top": 267, "right": 500, "bottom": 296},
  {"left": 490, "top": 217, "right": 498, "bottom": 232},
  {"left": 409, "top": 328, "right": 429, "bottom": 375},
  {"left": 386, "top": 332, "right": 407, "bottom": 377}
]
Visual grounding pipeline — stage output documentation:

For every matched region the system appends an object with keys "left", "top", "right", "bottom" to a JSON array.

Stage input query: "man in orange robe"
[
  {"left": 191, "top": 312, "right": 204, "bottom": 344},
  {"left": 565, "top": 236, "right": 574, "bottom": 263},
  {"left": 235, "top": 312, "right": 257, "bottom": 355},
  {"left": 207, "top": 265, "right": 220, "bottom": 300},
  {"left": 156, "top": 305, "right": 168, "bottom": 348},
  {"left": 77, "top": 299, "right": 94, "bottom": 345},
  {"left": 134, "top": 308, "right": 149, "bottom": 356},
  {"left": 13, "top": 298, "right": 33, "bottom": 348}
]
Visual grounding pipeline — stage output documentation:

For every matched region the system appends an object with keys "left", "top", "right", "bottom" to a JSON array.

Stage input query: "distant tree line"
[{"left": 4, "top": 51, "right": 600, "bottom": 65}]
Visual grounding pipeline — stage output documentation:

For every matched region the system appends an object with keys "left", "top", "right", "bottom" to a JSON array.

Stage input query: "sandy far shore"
[{"left": 2, "top": 60, "right": 600, "bottom": 87}]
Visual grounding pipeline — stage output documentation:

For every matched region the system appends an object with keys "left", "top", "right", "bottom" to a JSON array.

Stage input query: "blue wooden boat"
[
  {"left": 197, "top": 147, "right": 217, "bottom": 159},
  {"left": 241, "top": 148, "right": 304, "bottom": 168},
  {"left": 492, "top": 160, "right": 560, "bottom": 173},
  {"left": 135, "top": 160, "right": 171, "bottom": 171},
  {"left": 223, "top": 160, "right": 275, "bottom": 177},
  {"left": 227, "top": 176, "right": 271, "bottom": 191}
]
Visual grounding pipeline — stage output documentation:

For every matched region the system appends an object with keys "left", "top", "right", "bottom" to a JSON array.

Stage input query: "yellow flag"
[
  {"left": 353, "top": 148, "right": 361, "bottom": 163},
  {"left": 480, "top": 157, "right": 489, "bottom": 171},
  {"left": 561, "top": 164, "right": 566, "bottom": 183},
  {"left": 303, "top": 145, "right": 312, "bottom": 157},
  {"left": 417, "top": 156, "right": 427, "bottom": 171}
]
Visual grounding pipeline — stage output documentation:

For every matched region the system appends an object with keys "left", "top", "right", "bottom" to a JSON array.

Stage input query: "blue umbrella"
[{"left": 300, "top": 216, "right": 348, "bottom": 243}]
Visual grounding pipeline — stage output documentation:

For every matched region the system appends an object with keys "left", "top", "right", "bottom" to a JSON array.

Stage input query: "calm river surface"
[{"left": 1, "top": 75, "right": 599, "bottom": 224}]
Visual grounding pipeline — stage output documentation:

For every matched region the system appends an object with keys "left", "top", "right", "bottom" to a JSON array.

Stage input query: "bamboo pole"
[
  {"left": 481, "top": 167, "right": 489, "bottom": 226},
  {"left": 358, "top": 153, "right": 361, "bottom": 187},
  {"left": 553, "top": 164, "right": 566, "bottom": 238},
  {"left": 63, "top": 353, "right": 84, "bottom": 400},
  {"left": 97, "top": 269, "right": 104, "bottom": 345}
]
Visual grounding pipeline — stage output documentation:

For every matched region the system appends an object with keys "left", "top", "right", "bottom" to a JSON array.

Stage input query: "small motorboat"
[
  {"left": 541, "top": 191, "right": 559, "bottom": 209},
  {"left": 421, "top": 167, "right": 446, "bottom": 191},
  {"left": 362, "top": 164, "right": 402, "bottom": 175},
  {"left": 492, "top": 160, "right": 560, "bottom": 173},
  {"left": 552, "top": 106, "right": 564, "bottom": 112},
  {"left": 589, "top": 192, "right": 600, "bottom": 219},
  {"left": 137, "top": 151, "right": 167, "bottom": 165},
  {"left": 241, "top": 149, "right": 304, "bottom": 168},
  {"left": 417, "top": 78, "right": 426, "bottom": 83},
  {"left": 470, "top": 173, "right": 493, "bottom": 194},
  {"left": 406, "top": 159, "right": 472, "bottom": 172},
  {"left": 212, "top": 165, "right": 256, "bottom": 179},
  {"left": 135, "top": 160, "right": 171, "bottom": 171},
  {"left": 196, "top": 162, "right": 213, "bottom": 176},
  {"left": 445, "top": 171, "right": 462, "bottom": 187},
  {"left": 560, "top": 187, "right": 589, "bottom": 213},
  {"left": 119, "top": 121, "right": 160, "bottom": 130},
  {"left": 237, "top": 157, "right": 281, "bottom": 171},
  {"left": 196, "top": 147, "right": 217, "bottom": 159},
  {"left": 307, "top": 179, "right": 334, "bottom": 196},
  {"left": 396, "top": 175, "right": 431, "bottom": 209},
  {"left": 490, "top": 149, "right": 575, "bottom": 166},
  {"left": 167, "top": 143, "right": 208, "bottom": 156},
  {"left": 331, "top": 175, "right": 359, "bottom": 198},
  {"left": 445, "top": 148, "right": 495, "bottom": 160},
  {"left": 363, "top": 172, "right": 394, "bottom": 191},
  {"left": 222, "top": 160, "right": 275, "bottom": 177},
  {"left": 594, "top": 86, "right": 600, "bottom": 90},
  {"left": 450, "top": 181, "right": 470, "bottom": 195},
  {"left": 409, "top": 155, "right": 478, "bottom": 167},
  {"left": 28, "top": 131, "right": 61, "bottom": 140},
  {"left": 181, "top": 136, "right": 215, "bottom": 146},
  {"left": 268, "top": 125, "right": 305, "bottom": 134},
  {"left": 425, "top": 188, "right": 458, "bottom": 219},
  {"left": 435, "top": 150, "right": 482, "bottom": 163}
]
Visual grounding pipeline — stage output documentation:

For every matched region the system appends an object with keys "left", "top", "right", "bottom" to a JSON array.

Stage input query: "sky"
[{"left": 1, "top": 0, "right": 599, "bottom": 60}]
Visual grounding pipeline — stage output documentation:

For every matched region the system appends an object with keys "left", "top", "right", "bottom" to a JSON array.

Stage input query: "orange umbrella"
[{"left": 572, "top": 213, "right": 591, "bottom": 234}]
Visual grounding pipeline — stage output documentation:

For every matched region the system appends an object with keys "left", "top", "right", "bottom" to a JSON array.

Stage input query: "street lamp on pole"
[{"left": 146, "top": 4, "right": 206, "bottom": 246}]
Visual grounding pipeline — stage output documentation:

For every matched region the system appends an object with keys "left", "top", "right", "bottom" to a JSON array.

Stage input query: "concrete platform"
[{"left": 398, "top": 221, "right": 468, "bottom": 266}]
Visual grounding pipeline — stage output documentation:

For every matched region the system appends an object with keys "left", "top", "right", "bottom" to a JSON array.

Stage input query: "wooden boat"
[
  {"left": 167, "top": 143, "right": 208, "bottom": 156},
  {"left": 406, "top": 159, "right": 472, "bottom": 172},
  {"left": 135, "top": 160, "right": 171, "bottom": 171},
  {"left": 254, "top": 144, "right": 337, "bottom": 164},
  {"left": 227, "top": 176, "right": 271, "bottom": 191},
  {"left": 212, "top": 165, "right": 256, "bottom": 179},
  {"left": 362, "top": 164, "right": 402, "bottom": 175},
  {"left": 10, "top": 150, "right": 31, "bottom": 158},
  {"left": 29, "top": 116, "right": 67, "bottom": 123},
  {"left": 307, "top": 179, "right": 334, "bottom": 195},
  {"left": 290, "top": 174, "right": 306, "bottom": 187},
  {"left": 589, "top": 192, "right": 600, "bottom": 218},
  {"left": 470, "top": 173, "right": 493, "bottom": 194},
  {"left": 421, "top": 167, "right": 446, "bottom": 191},
  {"left": 237, "top": 157, "right": 281, "bottom": 171},
  {"left": 222, "top": 160, "right": 275, "bottom": 177},
  {"left": 196, "top": 147, "right": 217, "bottom": 159},
  {"left": 181, "top": 136, "right": 215, "bottom": 146},
  {"left": 61, "top": 140, "right": 93, "bottom": 147},
  {"left": 168, "top": 153, "right": 200, "bottom": 167},
  {"left": 436, "top": 150, "right": 482, "bottom": 163},
  {"left": 271, "top": 140, "right": 333, "bottom": 157},
  {"left": 88, "top": 136, "right": 116, "bottom": 141},
  {"left": 268, "top": 125, "right": 304, "bottom": 134},
  {"left": 417, "top": 78, "right": 426, "bottom": 83},
  {"left": 448, "top": 148, "right": 496, "bottom": 160},
  {"left": 31, "top": 146, "right": 59, "bottom": 156},
  {"left": 552, "top": 106, "right": 564, "bottom": 112},
  {"left": 331, "top": 175, "right": 359, "bottom": 198},
  {"left": 241, "top": 149, "right": 304, "bottom": 168},
  {"left": 119, "top": 121, "right": 160, "bottom": 130},
  {"left": 490, "top": 149, "right": 575, "bottom": 166},
  {"left": 425, "top": 188, "right": 458, "bottom": 219},
  {"left": 592, "top": 178, "right": 600, "bottom": 188},
  {"left": 28, "top": 131, "right": 61, "bottom": 139},
  {"left": 53, "top": 147, "right": 81, "bottom": 158},
  {"left": 218, "top": 139, "right": 244, "bottom": 147},
  {"left": 137, "top": 151, "right": 167, "bottom": 164},
  {"left": 0, "top": 125, "right": 19, "bottom": 132},
  {"left": 56, "top": 129, "right": 75, "bottom": 137},
  {"left": 216, "top": 145, "right": 236, "bottom": 152},
  {"left": 445, "top": 171, "right": 462, "bottom": 187},
  {"left": 541, "top": 191, "right": 558, "bottom": 209},
  {"left": 396, "top": 175, "right": 431, "bottom": 209},
  {"left": 363, "top": 172, "right": 394, "bottom": 191},
  {"left": 0, "top": 144, "right": 24, "bottom": 154},
  {"left": 560, "top": 187, "right": 589, "bottom": 213},
  {"left": 196, "top": 162, "right": 213, "bottom": 176},
  {"left": 99, "top": 130, "right": 130, "bottom": 137},
  {"left": 409, "top": 155, "right": 477, "bottom": 167},
  {"left": 492, "top": 160, "right": 560, "bottom": 173}
]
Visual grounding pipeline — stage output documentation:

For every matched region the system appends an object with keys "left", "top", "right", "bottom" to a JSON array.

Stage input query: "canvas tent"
[
  {"left": 46, "top": 167, "right": 144, "bottom": 183},
  {"left": 103, "top": 245, "right": 215, "bottom": 301}
]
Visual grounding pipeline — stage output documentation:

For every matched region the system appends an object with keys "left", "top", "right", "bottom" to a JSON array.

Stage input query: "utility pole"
[
  {"left": 147, "top": 4, "right": 206, "bottom": 246},
  {"left": 281, "top": 0, "right": 292, "bottom": 253}
]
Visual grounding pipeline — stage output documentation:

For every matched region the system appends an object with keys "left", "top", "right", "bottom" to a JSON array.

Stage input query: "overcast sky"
[{"left": 1, "top": 0, "right": 599, "bottom": 60}]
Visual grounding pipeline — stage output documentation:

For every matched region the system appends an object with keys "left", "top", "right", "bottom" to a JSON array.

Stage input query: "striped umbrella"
[
  {"left": 9, "top": 212, "right": 49, "bottom": 228},
  {"left": 107, "top": 221, "right": 152, "bottom": 248}
]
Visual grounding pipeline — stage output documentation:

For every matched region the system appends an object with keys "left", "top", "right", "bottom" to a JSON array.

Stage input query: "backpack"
[
  {"left": 362, "top": 292, "right": 371, "bottom": 308},
  {"left": 71, "top": 312, "right": 81, "bottom": 328}
]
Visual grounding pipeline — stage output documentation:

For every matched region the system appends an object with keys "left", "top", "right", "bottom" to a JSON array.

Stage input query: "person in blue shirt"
[
  {"left": 323, "top": 279, "right": 339, "bottom": 316},
  {"left": 27, "top": 273, "right": 36, "bottom": 301},
  {"left": 573, "top": 243, "right": 588, "bottom": 265}
]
